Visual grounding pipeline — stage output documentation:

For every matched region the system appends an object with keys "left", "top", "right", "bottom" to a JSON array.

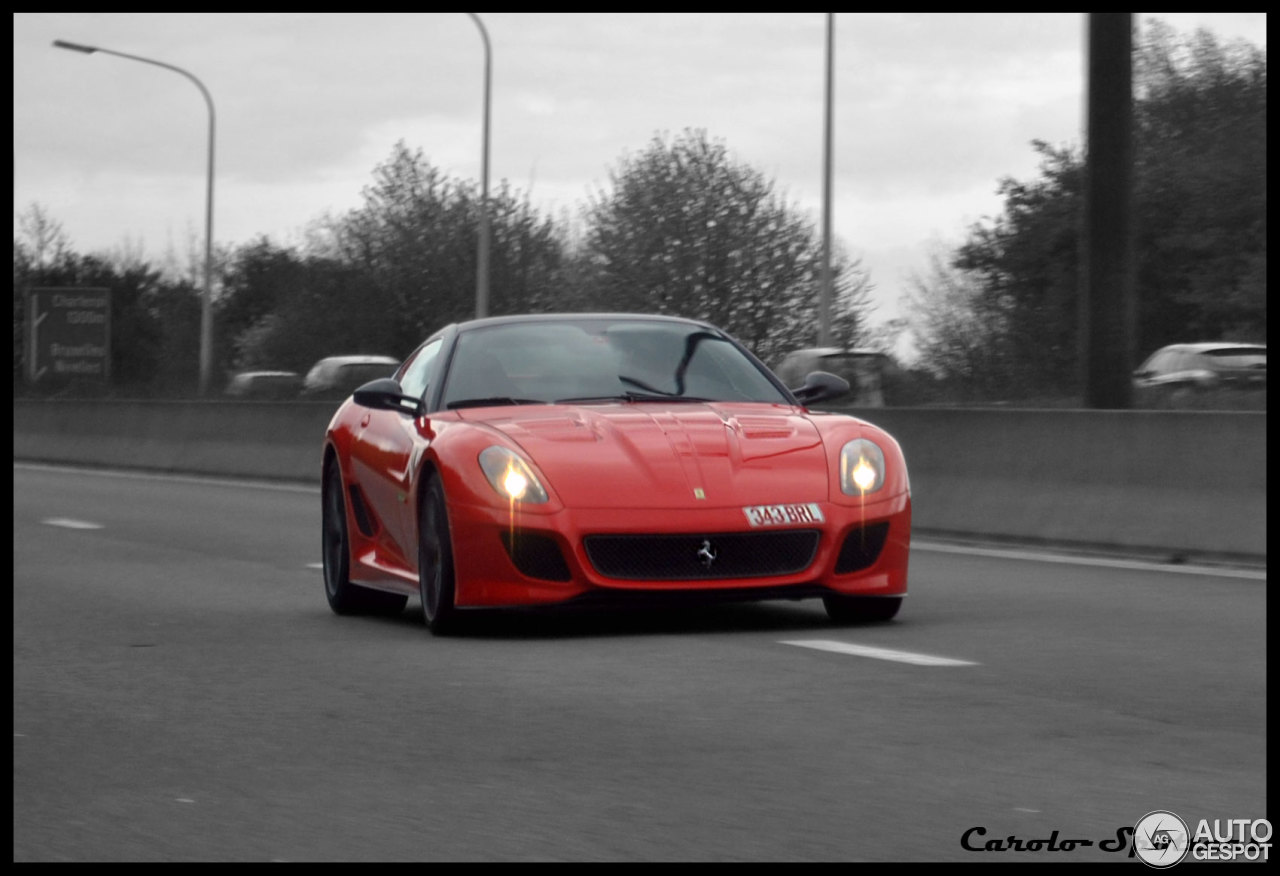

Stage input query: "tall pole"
[
  {"left": 818, "top": 13, "right": 835, "bottom": 347},
  {"left": 53, "top": 39, "right": 217, "bottom": 396},
  {"left": 466, "top": 14, "right": 492, "bottom": 319},
  {"left": 1079, "top": 14, "right": 1135, "bottom": 408}
]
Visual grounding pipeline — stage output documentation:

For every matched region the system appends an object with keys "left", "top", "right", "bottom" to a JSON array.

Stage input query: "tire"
[
  {"left": 418, "top": 474, "right": 459, "bottom": 635},
  {"left": 823, "top": 594, "right": 902, "bottom": 624},
  {"left": 322, "top": 461, "right": 408, "bottom": 616}
]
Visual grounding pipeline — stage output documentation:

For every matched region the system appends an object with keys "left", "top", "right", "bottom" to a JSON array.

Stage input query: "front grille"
[
  {"left": 584, "top": 530, "right": 820, "bottom": 581},
  {"left": 834, "top": 521, "right": 889, "bottom": 573}
]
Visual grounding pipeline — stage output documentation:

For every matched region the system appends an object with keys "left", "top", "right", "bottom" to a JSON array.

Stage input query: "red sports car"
[{"left": 321, "top": 313, "right": 910, "bottom": 633}]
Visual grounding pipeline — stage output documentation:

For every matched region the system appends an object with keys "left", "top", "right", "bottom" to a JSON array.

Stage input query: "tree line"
[
  {"left": 14, "top": 129, "right": 872, "bottom": 398},
  {"left": 904, "top": 21, "right": 1266, "bottom": 402},
  {"left": 14, "top": 22, "right": 1264, "bottom": 404}
]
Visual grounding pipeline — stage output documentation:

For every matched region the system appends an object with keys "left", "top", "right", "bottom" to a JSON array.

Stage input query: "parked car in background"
[
  {"left": 774, "top": 347, "right": 891, "bottom": 407},
  {"left": 1132, "top": 342, "right": 1266, "bottom": 409},
  {"left": 224, "top": 370, "right": 303, "bottom": 400},
  {"left": 302, "top": 355, "right": 400, "bottom": 400}
]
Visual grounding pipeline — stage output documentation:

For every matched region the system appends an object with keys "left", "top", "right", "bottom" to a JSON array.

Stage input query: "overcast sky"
[{"left": 11, "top": 12, "right": 1268, "bottom": 342}]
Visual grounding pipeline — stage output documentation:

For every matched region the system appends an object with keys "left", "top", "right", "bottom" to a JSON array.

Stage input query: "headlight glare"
[
  {"left": 479, "top": 446, "right": 549, "bottom": 504},
  {"left": 840, "top": 438, "right": 885, "bottom": 495}
]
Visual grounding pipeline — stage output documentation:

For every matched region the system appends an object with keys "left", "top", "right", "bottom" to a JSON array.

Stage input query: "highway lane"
[{"left": 13, "top": 463, "right": 1267, "bottom": 862}]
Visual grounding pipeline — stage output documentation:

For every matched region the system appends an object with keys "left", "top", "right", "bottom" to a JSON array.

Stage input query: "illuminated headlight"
[
  {"left": 479, "top": 446, "right": 549, "bottom": 504},
  {"left": 840, "top": 438, "right": 885, "bottom": 495}
]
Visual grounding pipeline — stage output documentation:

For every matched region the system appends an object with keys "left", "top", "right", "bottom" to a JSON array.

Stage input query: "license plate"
[{"left": 742, "top": 503, "right": 825, "bottom": 527}]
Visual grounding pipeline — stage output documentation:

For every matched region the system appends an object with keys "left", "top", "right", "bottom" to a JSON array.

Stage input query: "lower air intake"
[
  {"left": 501, "top": 531, "right": 572, "bottom": 582},
  {"left": 834, "top": 521, "right": 889, "bottom": 573}
]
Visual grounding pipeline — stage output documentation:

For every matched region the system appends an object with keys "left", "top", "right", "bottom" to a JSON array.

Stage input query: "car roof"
[
  {"left": 314, "top": 355, "right": 399, "bottom": 366},
  {"left": 451, "top": 312, "right": 718, "bottom": 333},
  {"left": 1155, "top": 342, "right": 1266, "bottom": 354}
]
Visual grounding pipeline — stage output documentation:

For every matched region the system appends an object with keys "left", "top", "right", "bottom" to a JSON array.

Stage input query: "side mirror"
[
  {"left": 791, "top": 370, "right": 850, "bottom": 405},
  {"left": 352, "top": 378, "right": 421, "bottom": 415}
]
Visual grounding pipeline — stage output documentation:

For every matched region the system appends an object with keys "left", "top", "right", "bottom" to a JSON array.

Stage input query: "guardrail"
[{"left": 13, "top": 399, "right": 1267, "bottom": 563}]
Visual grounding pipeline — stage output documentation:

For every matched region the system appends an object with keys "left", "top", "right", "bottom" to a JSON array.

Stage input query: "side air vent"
[{"left": 347, "top": 485, "right": 377, "bottom": 537}]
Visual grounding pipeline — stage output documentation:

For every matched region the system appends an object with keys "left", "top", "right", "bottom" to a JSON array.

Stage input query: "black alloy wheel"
[{"left": 419, "top": 474, "right": 460, "bottom": 635}]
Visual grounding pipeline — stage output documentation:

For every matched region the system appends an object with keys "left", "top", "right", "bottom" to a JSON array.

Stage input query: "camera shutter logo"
[{"left": 1134, "top": 810, "right": 1190, "bottom": 868}]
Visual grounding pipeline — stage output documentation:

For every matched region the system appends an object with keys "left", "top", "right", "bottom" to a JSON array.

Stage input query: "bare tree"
[{"left": 578, "top": 129, "right": 874, "bottom": 363}]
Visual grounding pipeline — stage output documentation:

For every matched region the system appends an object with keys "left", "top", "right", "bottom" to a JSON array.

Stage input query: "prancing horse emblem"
[{"left": 697, "top": 539, "right": 717, "bottom": 569}]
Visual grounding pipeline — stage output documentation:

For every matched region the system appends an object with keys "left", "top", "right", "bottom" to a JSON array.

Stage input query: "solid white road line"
[{"left": 780, "top": 639, "right": 979, "bottom": 666}]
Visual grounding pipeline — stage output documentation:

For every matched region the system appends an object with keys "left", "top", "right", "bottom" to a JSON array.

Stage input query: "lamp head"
[{"left": 53, "top": 40, "right": 98, "bottom": 54}]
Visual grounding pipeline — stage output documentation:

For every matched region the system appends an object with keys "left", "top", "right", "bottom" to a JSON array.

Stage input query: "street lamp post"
[
  {"left": 466, "top": 13, "right": 492, "bottom": 319},
  {"left": 53, "top": 39, "right": 217, "bottom": 396},
  {"left": 818, "top": 13, "right": 835, "bottom": 347}
]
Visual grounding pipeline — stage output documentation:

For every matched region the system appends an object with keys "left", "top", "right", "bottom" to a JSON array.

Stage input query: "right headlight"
[
  {"left": 478, "top": 445, "right": 549, "bottom": 505},
  {"left": 840, "top": 438, "right": 885, "bottom": 495}
]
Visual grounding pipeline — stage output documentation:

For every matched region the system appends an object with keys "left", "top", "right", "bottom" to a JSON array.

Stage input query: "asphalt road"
[{"left": 12, "top": 463, "right": 1268, "bottom": 862}]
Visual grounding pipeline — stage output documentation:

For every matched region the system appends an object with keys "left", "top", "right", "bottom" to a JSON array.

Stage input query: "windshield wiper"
[{"left": 446, "top": 397, "right": 546, "bottom": 410}]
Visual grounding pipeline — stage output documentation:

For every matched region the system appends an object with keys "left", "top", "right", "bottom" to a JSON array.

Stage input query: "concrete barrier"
[
  {"left": 13, "top": 399, "right": 1267, "bottom": 563},
  {"left": 13, "top": 398, "right": 338, "bottom": 483},
  {"left": 831, "top": 406, "right": 1266, "bottom": 563}
]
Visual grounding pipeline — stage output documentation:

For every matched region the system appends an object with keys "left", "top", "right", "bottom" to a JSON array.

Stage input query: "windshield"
[{"left": 441, "top": 318, "right": 789, "bottom": 408}]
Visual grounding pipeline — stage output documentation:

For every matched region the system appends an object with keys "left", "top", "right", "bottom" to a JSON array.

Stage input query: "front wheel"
[
  {"left": 322, "top": 461, "right": 408, "bottom": 616},
  {"left": 419, "top": 474, "right": 460, "bottom": 635},
  {"left": 823, "top": 594, "right": 902, "bottom": 624}
]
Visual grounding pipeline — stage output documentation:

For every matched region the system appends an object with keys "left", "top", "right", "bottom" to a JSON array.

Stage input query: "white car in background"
[
  {"left": 1132, "top": 342, "right": 1266, "bottom": 409},
  {"left": 224, "top": 369, "right": 303, "bottom": 399},
  {"left": 302, "top": 355, "right": 400, "bottom": 400}
]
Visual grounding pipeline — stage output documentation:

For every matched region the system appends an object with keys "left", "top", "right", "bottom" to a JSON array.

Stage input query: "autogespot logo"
[
  {"left": 1133, "top": 810, "right": 1191, "bottom": 868},
  {"left": 960, "top": 812, "right": 1270, "bottom": 863}
]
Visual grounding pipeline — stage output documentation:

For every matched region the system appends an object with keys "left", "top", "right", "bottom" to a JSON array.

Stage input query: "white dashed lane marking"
[
  {"left": 41, "top": 518, "right": 103, "bottom": 530},
  {"left": 780, "top": 639, "right": 979, "bottom": 666}
]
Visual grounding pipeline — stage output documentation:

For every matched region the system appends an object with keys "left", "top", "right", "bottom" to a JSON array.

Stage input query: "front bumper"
[{"left": 447, "top": 492, "right": 911, "bottom": 608}]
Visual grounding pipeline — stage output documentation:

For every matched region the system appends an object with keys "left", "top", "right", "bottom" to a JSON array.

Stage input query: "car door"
[{"left": 349, "top": 340, "right": 443, "bottom": 577}]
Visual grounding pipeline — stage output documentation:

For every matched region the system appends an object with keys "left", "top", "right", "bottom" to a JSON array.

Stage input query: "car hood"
[{"left": 461, "top": 402, "right": 835, "bottom": 509}]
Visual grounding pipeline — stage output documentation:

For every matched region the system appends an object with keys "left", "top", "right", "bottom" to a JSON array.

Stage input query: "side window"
[{"left": 399, "top": 339, "right": 443, "bottom": 401}]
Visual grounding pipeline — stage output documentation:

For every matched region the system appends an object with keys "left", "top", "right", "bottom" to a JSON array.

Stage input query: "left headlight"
[
  {"left": 840, "top": 438, "right": 885, "bottom": 495},
  {"left": 479, "top": 446, "right": 549, "bottom": 504}
]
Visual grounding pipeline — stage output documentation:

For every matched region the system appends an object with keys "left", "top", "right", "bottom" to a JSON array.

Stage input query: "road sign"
[{"left": 25, "top": 287, "right": 112, "bottom": 383}]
